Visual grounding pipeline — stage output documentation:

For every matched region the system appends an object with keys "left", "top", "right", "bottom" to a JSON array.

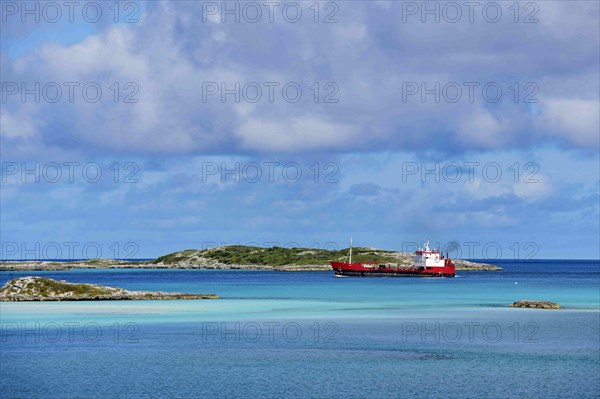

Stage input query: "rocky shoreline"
[
  {"left": 509, "top": 300, "right": 561, "bottom": 309},
  {"left": 0, "top": 253, "right": 501, "bottom": 272},
  {"left": 0, "top": 277, "right": 219, "bottom": 302},
  {"left": 0, "top": 260, "right": 336, "bottom": 272},
  {"left": 0, "top": 260, "right": 501, "bottom": 272}
]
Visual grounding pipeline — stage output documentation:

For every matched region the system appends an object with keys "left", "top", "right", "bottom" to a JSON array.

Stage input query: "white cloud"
[
  {"left": 537, "top": 98, "right": 600, "bottom": 147},
  {"left": 3, "top": 1, "right": 599, "bottom": 155},
  {"left": 0, "top": 108, "right": 39, "bottom": 139},
  {"left": 538, "top": 2, "right": 600, "bottom": 40},
  {"left": 463, "top": 175, "right": 552, "bottom": 203},
  {"left": 456, "top": 108, "right": 508, "bottom": 149},
  {"left": 235, "top": 116, "right": 359, "bottom": 152},
  {"left": 334, "top": 24, "right": 367, "bottom": 42}
]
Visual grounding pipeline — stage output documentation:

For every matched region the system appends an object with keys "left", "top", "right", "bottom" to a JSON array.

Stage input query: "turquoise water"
[{"left": 1, "top": 260, "right": 599, "bottom": 398}]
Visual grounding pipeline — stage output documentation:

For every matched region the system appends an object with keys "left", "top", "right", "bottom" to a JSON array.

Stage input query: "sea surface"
[{"left": 1, "top": 260, "right": 599, "bottom": 398}]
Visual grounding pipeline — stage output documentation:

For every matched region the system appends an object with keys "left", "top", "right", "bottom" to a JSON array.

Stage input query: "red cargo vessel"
[{"left": 331, "top": 241, "right": 455, "bottom": 278}]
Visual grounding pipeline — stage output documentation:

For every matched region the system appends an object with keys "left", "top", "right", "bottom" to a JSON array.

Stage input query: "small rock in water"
[{"left": 509, "top": 300, "right": 560, "bottom": 309}]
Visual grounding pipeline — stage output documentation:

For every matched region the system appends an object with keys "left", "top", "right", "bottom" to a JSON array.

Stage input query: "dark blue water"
[{"left": 1, "top": 260, "right": 599, "bottom": 398}]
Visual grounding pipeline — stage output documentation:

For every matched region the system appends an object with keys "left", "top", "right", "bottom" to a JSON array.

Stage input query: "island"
[
  {"left": 0, "top": 245, "right": 502, "bottom": 272},
  {"left": 0, "top": 277, "right": 219, "bottom": 302},
  {"left": 509, "top": 300, "right": 561, "bottom": 309}
]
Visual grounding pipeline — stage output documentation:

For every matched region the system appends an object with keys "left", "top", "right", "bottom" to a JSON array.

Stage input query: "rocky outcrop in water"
[
  {"left": 0, "top": 277, "right": 219, "bottom": 302},
  {"left": 509, "top": 300, "right": 561, "bottom": 309}
]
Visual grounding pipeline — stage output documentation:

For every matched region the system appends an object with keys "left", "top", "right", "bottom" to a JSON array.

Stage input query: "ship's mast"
[{"left": 349, "top": 237, "right": 352, "bottom": 264}]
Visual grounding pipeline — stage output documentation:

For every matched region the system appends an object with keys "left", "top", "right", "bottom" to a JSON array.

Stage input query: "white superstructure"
[{"left": 413, "top": 241, "right": 445, "bottom": 268}]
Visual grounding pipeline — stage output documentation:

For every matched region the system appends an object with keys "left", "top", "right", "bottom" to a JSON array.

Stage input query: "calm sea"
[{"left": 1, "top": 260, "right": 599, "bottom": 398}]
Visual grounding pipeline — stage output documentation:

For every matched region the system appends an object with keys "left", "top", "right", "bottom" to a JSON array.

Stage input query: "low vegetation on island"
[
  {"left": 0, "top": 277, "right": 219, "bottom": 301},
  {"left": 153, "top": 246, "right": 405, "bottom": 267},
  {"left": 0, "top": 245, "right": 502, "bottom": 271}
]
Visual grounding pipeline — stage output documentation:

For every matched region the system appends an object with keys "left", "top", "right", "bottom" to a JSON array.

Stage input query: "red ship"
[{"left": 331, "top": 240, "right": 455, "bottom": 278}]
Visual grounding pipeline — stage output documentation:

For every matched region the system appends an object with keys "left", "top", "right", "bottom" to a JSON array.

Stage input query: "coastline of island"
[
  {"left": 0, "top": 277, "right": 219, "bottom": 302},
  {"left": 0, "top": 245, "right": 502, "bottom": 272}
]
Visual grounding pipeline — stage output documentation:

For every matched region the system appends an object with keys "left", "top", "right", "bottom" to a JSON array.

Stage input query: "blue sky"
[{"left": 1, "top": 1, "right": 598, "bottom": 259}]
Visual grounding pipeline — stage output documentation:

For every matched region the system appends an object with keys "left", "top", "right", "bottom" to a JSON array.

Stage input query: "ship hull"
[{"left": 331, "top": 261, "right": 455, "bottom": 278}]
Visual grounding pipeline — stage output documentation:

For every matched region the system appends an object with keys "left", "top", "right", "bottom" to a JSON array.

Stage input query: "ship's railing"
[{"left": 380, "top": 263, "right": 416, "bottom": 270}]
